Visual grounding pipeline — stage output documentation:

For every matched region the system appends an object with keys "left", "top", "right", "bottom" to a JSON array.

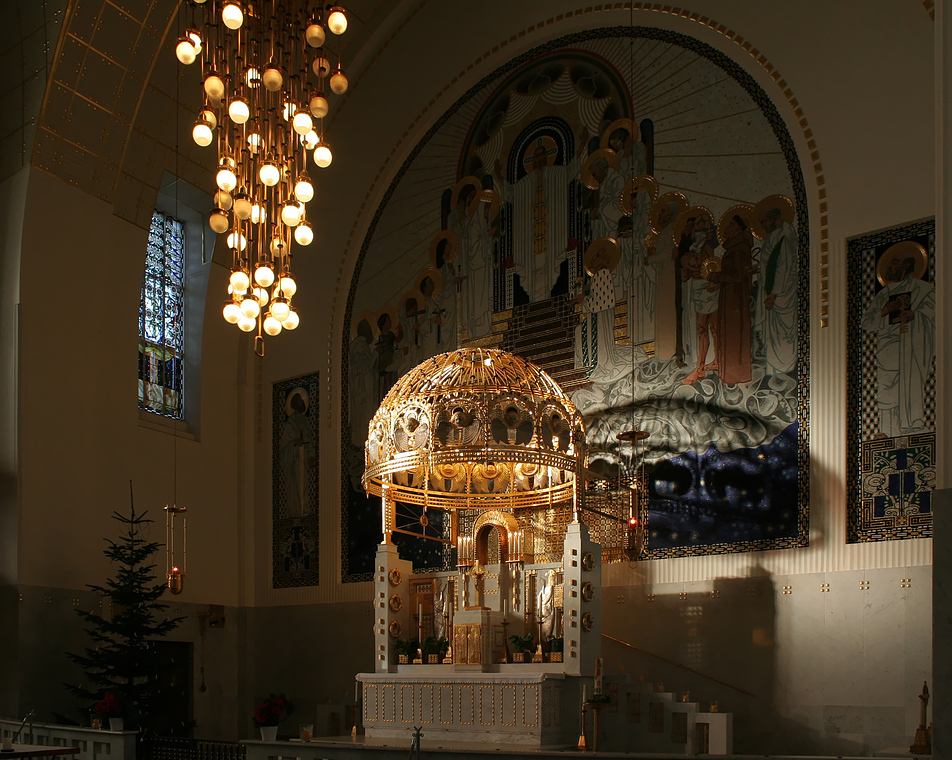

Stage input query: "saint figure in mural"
[
  {"left": 348, "top": 317, "right": 378, "bottom": 446},
  {"left": 707, "top": 214, "right": 754, "bottom": 384},
  {"left": 861, "top": 243, "right": 935, "bottom": 437},
  {"left": 280, "top": 388, "right": 316, "bottom": 517},
  {"left": 449, "top": 179, "right": 497, "bottom": 339},
  {"left": 494, "top": 132, "right": 585, "bottom": 303},
  {"left": 754, "top": 200, "right": 797, "bottom": 375},
  {"left": 537, "top": 569, "right": 560, "bottom": 641},
  {"left": 680, "top": 214, "right": 719, "bottom": 384}
]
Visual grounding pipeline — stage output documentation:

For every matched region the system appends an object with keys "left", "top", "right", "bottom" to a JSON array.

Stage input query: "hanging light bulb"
[
  {"left": 221, "top": 2, "right": 244, "bottom": 30},
  {"left": 259, "top": 162, "right": 280, "bottom": 186},
  {"left": 281, "top": 201, "right": 302, "bottom": 227},
  {"left": 216, "top": 157, "right": 237, "bottom": 191},
  {"left": 327, "top": 7, "right": 348, "bottom": 34},
  {"left": 226, "top": 231, "right": 247, "bottom": 251},
  {"left": 312, "top": 55, "right": 330, "bottom": 78},
  {"left": 222, "top": 300, "right": 241, "bottom": 324},
  {"left": 247, "top": 132, "right": 262, "bottom": 154},
  {"left": 233, "top": 192, "right": 252, "bottom": 219},
  {"left": 279, "top": 272, "right": 297, "bottom": 298},
  {"left": 199, "top": 107, "right": 217, "bottom": 130},
  {"left": 175, "top": 36, "right": 197, "bottom": 65},
  {"left": 192, "top": 118, "right": 213, "bottom": 146},
  {"left": 237, "top": 315, "right": 256, "bottom": 332},
  {"left": 262, "top": 66, "right": 284, "bottom": 91},
  {"left": 187, "top": 29, "right": 203, "bottom": 56},
  {"left": 309, "top": 92, "right": 329, "bottom": 119},
  {"left": 270, "top": 236, "right": 286, "bottom": 256},
  {"left": 306, "top": 22, "right": 326, "bottom": 47},
  {"left": 313, "top": 141, "right": 333, "bottom": 168},
  {"left": 263, "top": 314, "right": 283, "bottom": 336},
  {"left": 294, "top": 175, "right": 314, "bottom": 202},
  {"left": 203, "top": 74, "right": 225, "bottom": 101},
  {"left": 250, "top": 203, "right": 267, "bottom": 224},
  {"left": 240, "top": 295, "right": 260, "bottom": 319},
  {"left": 228, "top": 97, "right": 250, "bottom": 124},
  {"left": 230, "top": 268, "right": 251, "bottom": 292},
  {"left": 292, "top": 107, "right": 313, "bottom": 136},
  {"left": 329, "top": 64, "right": 349, "bottom": 94},
  {"left": 214, "top": 190, "right": 233, "bottom": 211},
  {"left": 294, "top": 220, "right": 314, "bottom": 246},
  {"left": 245, "top": 66, "right": 261, "bottom": 88},
  {"left": 209, "top": 209, "right": 230, "bottom": 233},
  {"left": 253, "top": 286, "right": 270, "bottom": 307},
  {"left": 271, "top": 297, "right": 291, "bottom": 322},
  {"left": 301, "top": 129, "right": 319, "bottom": 150},
  {"left": 283, "top": 308, "right": 300, "bottom": 330},
  {"left": 254, "top": 260, "right": 275, "bottom": 288}
]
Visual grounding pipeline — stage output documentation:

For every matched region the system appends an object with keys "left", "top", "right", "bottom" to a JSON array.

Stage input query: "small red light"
[{"left": 171, "top": 566, "right": 181, "bottom": 574}]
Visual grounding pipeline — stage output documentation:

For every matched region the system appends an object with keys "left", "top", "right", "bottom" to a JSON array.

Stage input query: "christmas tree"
[{"left": 66, "top": 485, "right": 185, "bottom": 732}]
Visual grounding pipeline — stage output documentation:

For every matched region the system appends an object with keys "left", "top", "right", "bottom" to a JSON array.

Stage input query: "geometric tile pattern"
[
  {"left": 272, "top": 372, "right": 320, "bottom": 588},
  {"left": 846, "top": 218, "right": 935, "bottom": 542}
]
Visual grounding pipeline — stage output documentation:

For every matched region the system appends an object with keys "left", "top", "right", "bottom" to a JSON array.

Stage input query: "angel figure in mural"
[
  {"left": 493, "top": 129, "right": 587, "bottom": 303},
  {"left": 644, "top": 194, "right": 687, "bottom": 361},
  {"left": 753, "top": 197, "right": 797, "bottom": 375},
  {"left": 536, "top": 569, "right": 560, "bottom": 641},
  {"left": 861, "top": 242, "right": 935, "bottom": 437},
  {"left": 448, "top": 178, "right": 498, "bottom": 340},
  {"left": 679, "top": 212, "right": 719, "bottom": 384},
  {"left": 280, "top": 388, "right": 316, "bottom": 517},
  {"left": 348, "top": 315, "right": 378, "bottom": 446}
]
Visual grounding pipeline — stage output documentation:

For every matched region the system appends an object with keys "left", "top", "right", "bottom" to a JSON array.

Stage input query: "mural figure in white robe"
[
  {"left": 756, "top": 207, "right": 797, "bottom": 375},
  {"left": 861, "top": 248, "right": 936, "bottom": 437}
]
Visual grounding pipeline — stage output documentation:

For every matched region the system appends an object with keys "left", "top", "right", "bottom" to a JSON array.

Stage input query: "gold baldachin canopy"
[{"left": 363, "top": 348, "right": 585, "bottom": 510}]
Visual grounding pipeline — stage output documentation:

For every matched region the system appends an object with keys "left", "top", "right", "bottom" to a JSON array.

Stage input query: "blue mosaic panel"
[
  {"left": 273, "top": 373, "right": 320, "bottom": 587},
  {"left": 138, "top": 210, "right": 185, "bottom": 419},
  {"left": 846, "top": 219, "right": 935, "bottom": 542}
]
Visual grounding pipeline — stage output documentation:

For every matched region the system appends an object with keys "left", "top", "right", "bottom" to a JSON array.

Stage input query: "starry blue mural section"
[{"left": 646, "top": 424, "right": 798, "bottom": 549}]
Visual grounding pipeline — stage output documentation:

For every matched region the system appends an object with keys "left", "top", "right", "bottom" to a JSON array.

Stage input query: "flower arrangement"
[
  {"left": 253, "top": 694, "right": 294, "bottom": 727},
  {"left": 94, "top": 692, "right": 121, "bottom": 717}
]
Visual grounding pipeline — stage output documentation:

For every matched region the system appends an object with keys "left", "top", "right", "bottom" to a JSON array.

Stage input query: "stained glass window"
[{"left": 138, "top": 210, "right": 186, "bottom": 418}]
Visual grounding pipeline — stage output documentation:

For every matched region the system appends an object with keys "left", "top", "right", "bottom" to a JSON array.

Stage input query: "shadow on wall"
[{"left": 602, "top": 565, "right": 861, "bottom": 755}]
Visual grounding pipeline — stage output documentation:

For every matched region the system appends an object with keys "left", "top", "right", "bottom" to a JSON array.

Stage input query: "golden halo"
[
  {"left": 649, "top": 191, "right": 689, "bottom": 234},
  {"left": 429, "top": 229, "right": 459, "bottom": 266},
  {"left": 400, "top": 289, "right": 426, "bottom": 313},
  {"left": 522, "top": 134, "right": 558, "bottom": 169},
  {"left": 284, "top": 386, "right": 309, "bottom": 417},
  {"left": 451, "top": 176, "right": 483, "bottom": 219},
  {"left": 351, "top": 309, "right": 379, "bottom": 340},
  {"left": 877, "top": 240, "right": 928, "bottom": 286},
  {"left": 716, "top": 204, "right": 755, "bottom": 247},
  {"left": 580, "top": 148, "right": 620, "bottom": 190},
  {"left": 750, "top": 194, "right": 795, "bottom": 241},
  {"left": 583, "top": 237, "right": 621, "bottom": 276},
  {"left": 599, "top": 117, "right": 639, "bottom": 148},
  {"left": 417, "top": 266, "right": 443, "bottom": 298},
  {"left": 672, "top": 205, "right": 714, "bottom": 245},
  {"left": 621, "top": 174, "right": 659, "bottom": 216},
  {"left": 375, "top": 304, "right": 400, "bottom": 335}
]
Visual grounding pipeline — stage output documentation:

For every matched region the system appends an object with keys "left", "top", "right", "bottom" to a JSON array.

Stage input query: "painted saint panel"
[
  {"left": 273, "top": 372, "right": 319, "bottom": 587},
  {"left": 342, "top": 28, "right": 809, "bottom": 581},
  {"left": 847, "top": 219, "right": 935, "bottom": 542}
]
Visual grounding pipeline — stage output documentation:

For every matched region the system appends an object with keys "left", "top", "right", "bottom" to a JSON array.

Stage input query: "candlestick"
[{"left": 594, "top": 657, "right": 603, "bottom": 695}]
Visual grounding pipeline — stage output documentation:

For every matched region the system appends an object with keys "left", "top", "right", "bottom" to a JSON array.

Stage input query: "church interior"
[{"left": 1, "top": 0, "right": 949, "bottom": 757}]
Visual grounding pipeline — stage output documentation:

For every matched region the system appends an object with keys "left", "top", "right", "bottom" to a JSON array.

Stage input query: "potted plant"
[
  {"left": 95, "top": 691, "right": 123, "bottom": 731},
  {"left": 395, "top": 639, "right": 418, "bottom": 664},
  {"left": 547, "top": 637, "right": 564, "bottom": 663},
  {"left": 253, "top": 693, "right": 294, "bottom": 741},
  {"left": 508, "top": 634, "right": 534, "bottom": 663}
]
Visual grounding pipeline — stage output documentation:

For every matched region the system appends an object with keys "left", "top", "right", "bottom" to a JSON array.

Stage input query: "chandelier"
[
  {"left": 363, "top": 348, "right": 586, "bottom": 548},
  {"left": 175, "top": 1, "right": 351, "bottom": 353}
]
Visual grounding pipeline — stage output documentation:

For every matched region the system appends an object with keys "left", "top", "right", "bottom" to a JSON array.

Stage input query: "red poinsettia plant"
[
  {"left": 253, "top": 694, "right": 294, "bottom": 727},
  {"left": 94, "top": 692, "right": 122, "bottom": 717}
]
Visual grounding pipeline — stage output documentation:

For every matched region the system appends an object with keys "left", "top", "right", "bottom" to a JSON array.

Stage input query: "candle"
[
  {"left": 594, "top": 657, "right": 603, "bottom": 695},
  {"left": 582, "top": 684, "right": 588, "bottom": 704}
]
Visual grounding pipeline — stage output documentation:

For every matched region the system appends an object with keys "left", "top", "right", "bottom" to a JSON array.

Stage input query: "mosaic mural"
[
  {"left": 342, "top": 27, "right": 809, "bottom": 582},
  {"left": 273, "top": 372, "right": 319, "bottom": 587},
  {"left": 847, "top": 219, "right": 935, "bottom": 542}
]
